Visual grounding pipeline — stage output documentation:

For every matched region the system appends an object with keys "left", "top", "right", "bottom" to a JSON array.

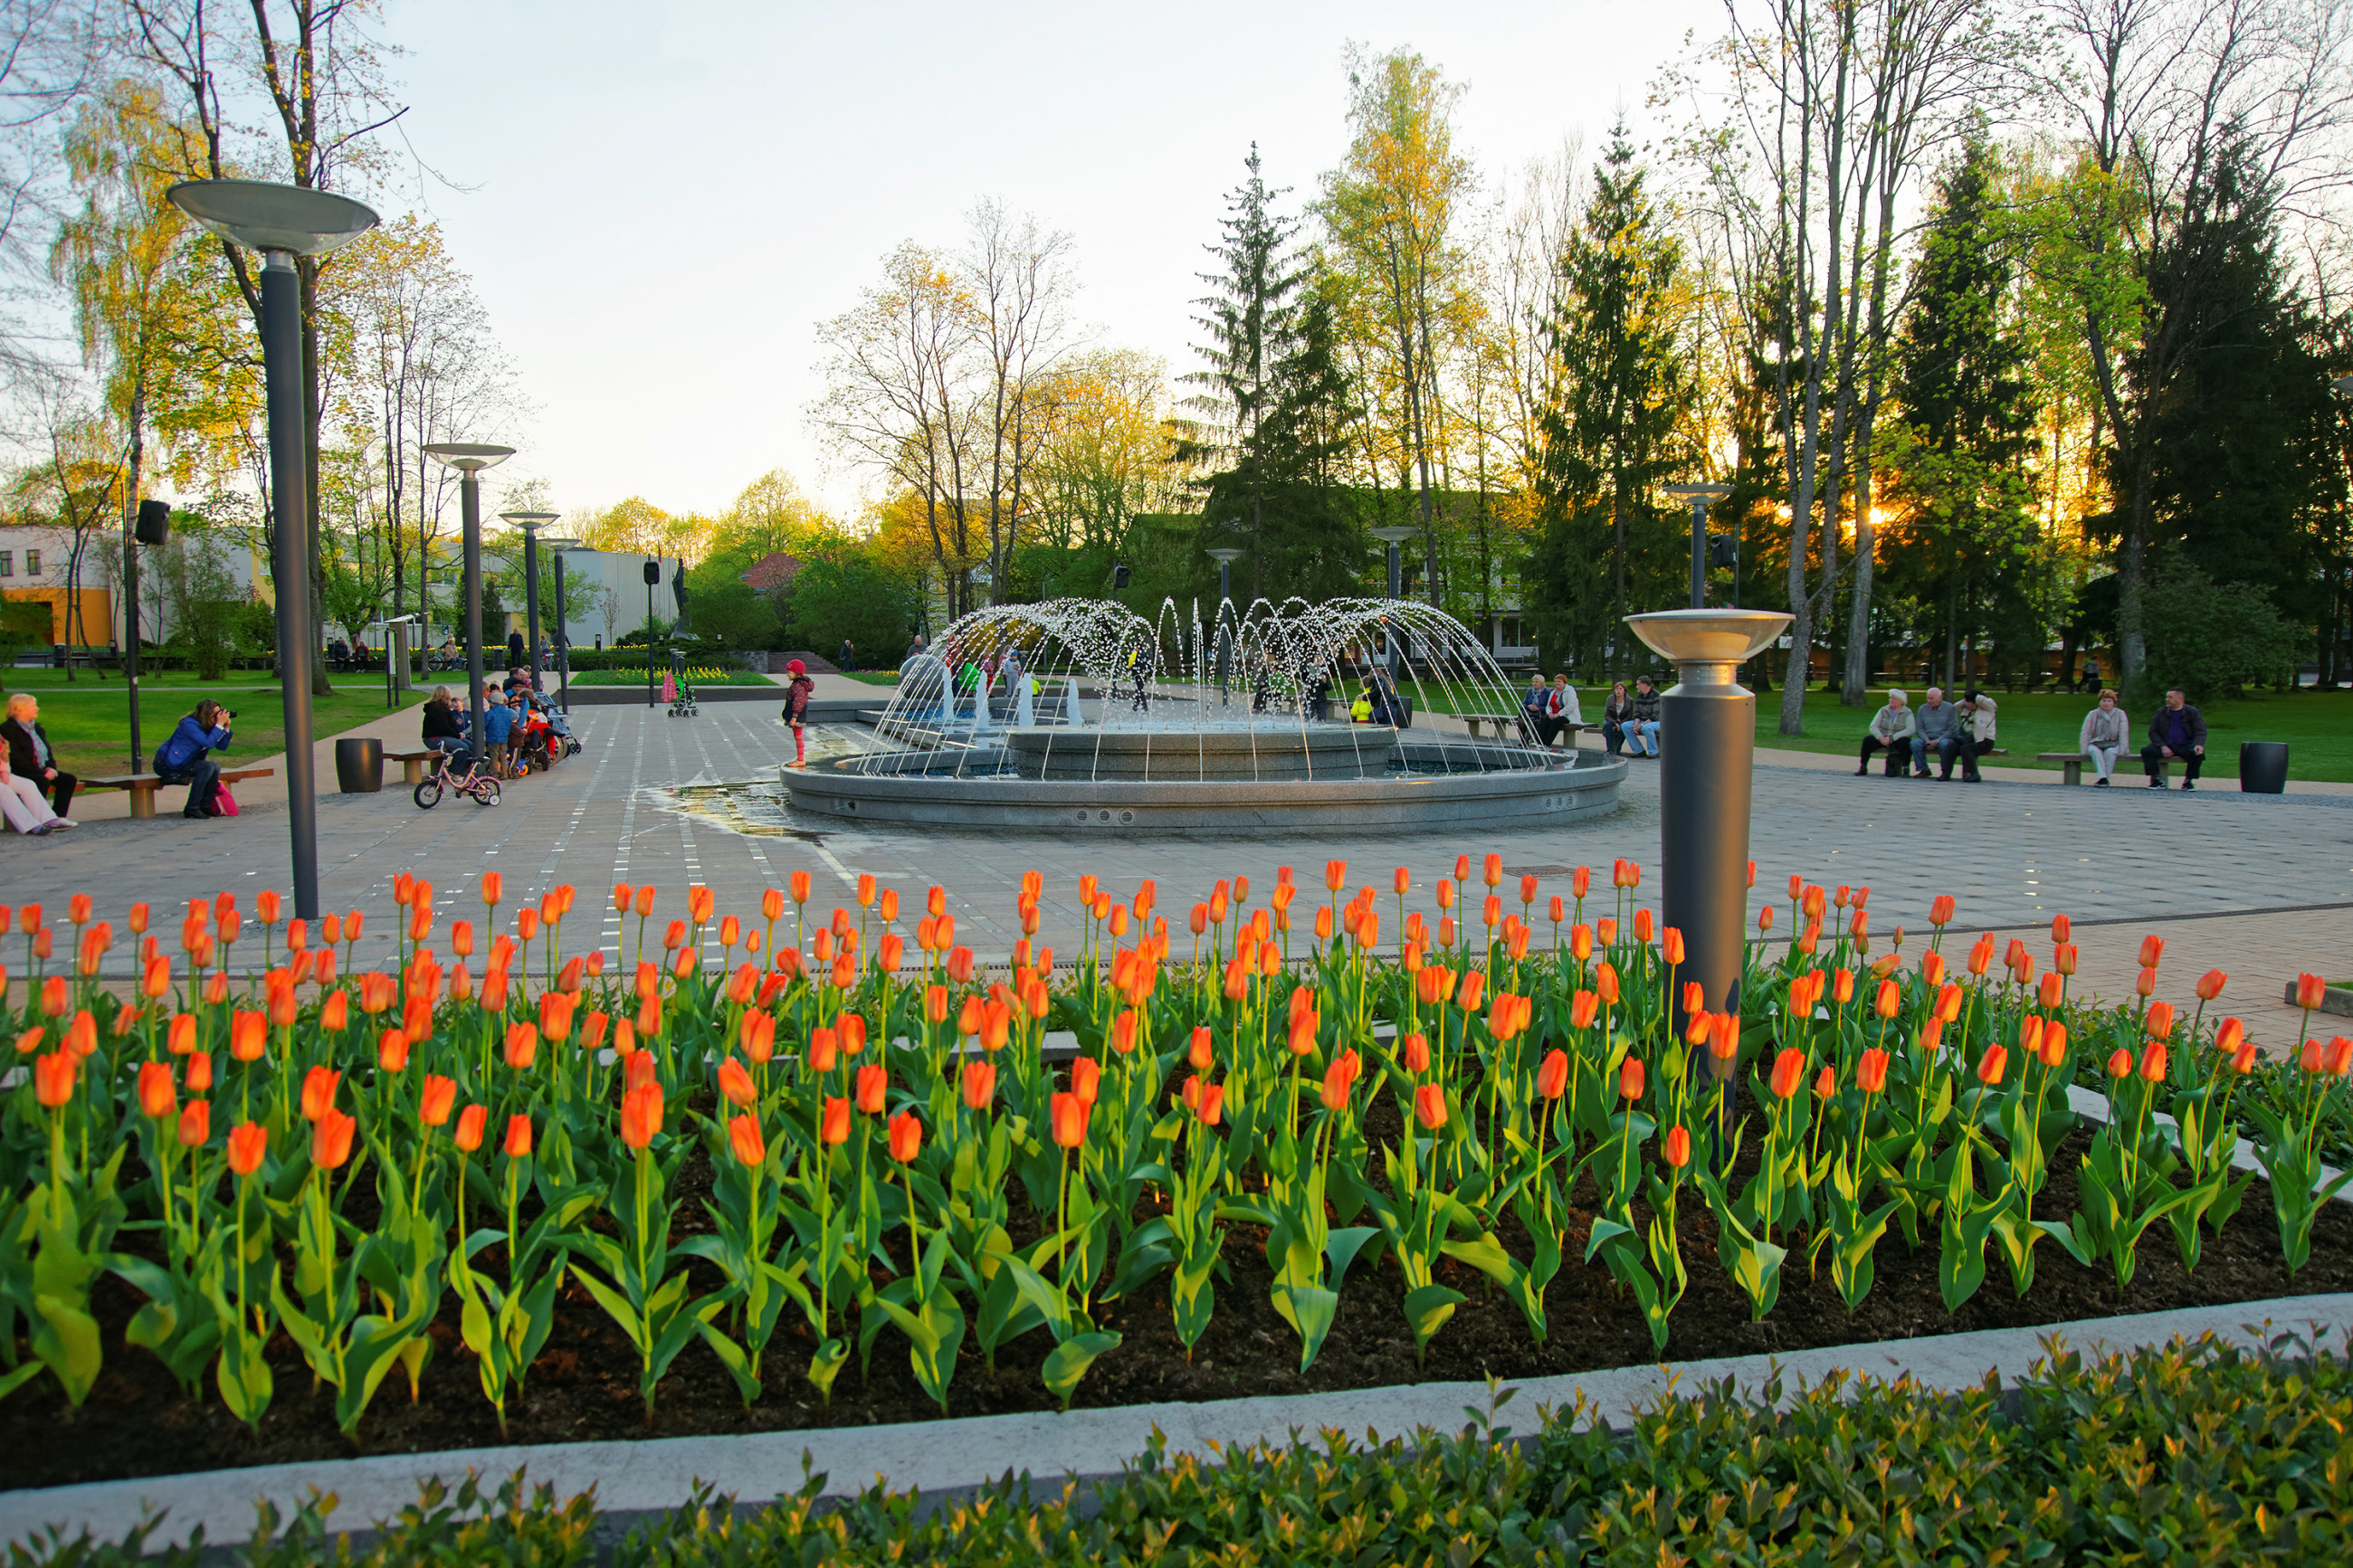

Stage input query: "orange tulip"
[
  {"left": 2296, "top": 974, "right": 2328, "bottom": 1010},
  {"left": 137, "top": 1060, "right": 176, "bottom": 1120},
  {"left": 619, "top": 1082, "right": 663, "bottom": 1149},
  {"left": 312, "top": 1107, "right": 357, "bottom": 1170},
  {"left": 481, "top": 871, "right": 502, "bottom": 908},
  {"left": 1874, "top": 979, "right": 1900, "bottom": 1020},
  {"left": 2329, "top": 1037, "right": 2353, "bottom": 1076},
  {"left": 1456, "top": 971, "right": 1485, "bottom": 1013},
  {"left": 502, "top": 1114, "right": 533, "bottom": 1158},
  {"left": 1769, "top": 1048, "right": 1805, "bottom": 1099},
  {"left": 453, "top": 1103, "right": 488, "bottom": 1152},
  {"left": 2214, "top": 1017, "right": 2244, "bottom": 1058},
  {"left": 821, "top": 1096, "right": 852, "bottom": 1146},
  {"left": 1402, "top": 1032, "right": 1430, "bottom": 1074},
  {"left": 300, "top": 1065, "right": 340, "bottom": 1122},
  {"left": 2107, "top": 1048, "right": 2132, "bottom": 1079},
  {"left": 1633, "top": 908, "right": 1653, "bottom": 944},
  {"left": 961, "top": 1060, "right": 996, "bottom": 1110},
  {"left": 717, "top": 1058, "right": 757, "bottom": 1108},
  {"left": 888, "top": 1109, "right": 923, "bottom": 1163},
  {"left": 808, "top": 1025, "right": 838, "bottom": 1074},
  {"left": 1413, "top": 1083, "right": 1447, "bottom": 1129},
  {"left": 420, "top": 1074, "right": 457, "bottom": 1126},
  {"left": 377, "top": 1029, "right": 410, "bottom": 1072},
  {"left": 227, "top": 1121, "right": 267, "bottom": 1175},
  {"left": 1977, "top": 1044, "right": 2008, "bottom": 1086},
  {"left": 1537, "top": 1048, "right": 1568, "bottom": 1100},
  {"left": 2194, "top": 969, "right": 2226, "bottom": 1003},
  {"left": 2138, "top": 934, "right": 2164, "bottom": 969},
  {"left": 1050, "top": 1090, "right": 1088, "bottom": 1149},
  {"left": 1661, "top": 927, "right": 1685, "bottom": 966},
  {"left": 2054, "top": 944, "right": 2079, "bottom": 976},
  {"left": 1856, "top": 1047, "right": 1890, "bottom": 1094},
  {"left": 1188, "top": 1025, "right": 1214, "bottom": 1071},
  {"left": 1620, "top": 1056, "right": 1646, "bottom": 1101},
  {"left": 1595, "top": 962, "right": 1619, "bottom": 1005},
  {"left": 503, "top": 1022, "right": 539, "bottom": 1071},
  {"left": 2139, "top": 1041, "right": 2168, "bottom": 1082},
  {"left": 1072, "top": 1056, "right": 1101, "bottom": 1108},
  {"left": 740, "top": 1012, "right": 776, "bottom": 1064}
]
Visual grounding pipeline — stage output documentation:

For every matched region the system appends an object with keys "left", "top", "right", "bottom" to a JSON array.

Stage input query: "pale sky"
[{"left": 382, "top": 0, "right": 1720, "bottom": 522}]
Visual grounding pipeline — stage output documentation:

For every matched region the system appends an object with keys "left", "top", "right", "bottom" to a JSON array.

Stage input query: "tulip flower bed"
[{"left": 1, "top": 862, "right": 2350, "bottom": 1489}]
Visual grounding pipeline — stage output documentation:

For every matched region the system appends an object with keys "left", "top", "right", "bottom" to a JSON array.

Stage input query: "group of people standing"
[{"left": 420, "top": 670, "right": 565, "bottom": 779}]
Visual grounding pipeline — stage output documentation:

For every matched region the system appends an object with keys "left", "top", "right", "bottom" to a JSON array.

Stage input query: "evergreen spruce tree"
[
  {"left": 1526, "top": 126, "right": 1692, "bottom": 678},
  {"left": 1880, "top": 138, "right": 2041, "bottom": 687},
  {"left": 1183, "top": 147, "right": 1362, "bottom": 602}
]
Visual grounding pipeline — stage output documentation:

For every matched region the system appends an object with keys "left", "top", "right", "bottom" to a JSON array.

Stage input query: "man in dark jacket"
[
  {"left": 1, "top": 693, "right": 73, "bottom": 817},
  {"left": 2142, "top": 689, "right": 2207, "bottom": 789}
]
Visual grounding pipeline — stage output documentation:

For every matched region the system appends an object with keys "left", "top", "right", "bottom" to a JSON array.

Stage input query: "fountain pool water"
[{"left": 778, "top": 595, "right": 1624, "bottom": 833}]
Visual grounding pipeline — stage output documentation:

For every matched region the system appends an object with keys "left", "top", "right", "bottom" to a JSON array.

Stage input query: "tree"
[
  {"left": 1186, "top": 148, "right": 1360, "bottom": 601},
  {"left": 1878, "top": 138, "right": 2042, "bottom": 688},
  {"left": 2038, "top": 0, "right": 2353, "bottom": 695},
  {"left": 2139, "top": 557, "right": 2302, "bottom": 701},
  {"left": 776, "top": 543, "right": 919, "bottom": 661},
  {"left": 1319, "top": 46, "right": 1473, "bottom": 603},
  {"left": 964, "top": 199, "right": 1077, "bottom": 600},
  {"left": 1527, "top": 125, "right": 1695, "bottom": 678}
]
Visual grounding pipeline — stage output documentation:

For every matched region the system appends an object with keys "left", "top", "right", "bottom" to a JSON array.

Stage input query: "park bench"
[
  {"left": 384, "top": 748, "right": 441, "bottom": 784},
  {"left": 82, "top": 765, "right": 275, "bottom": 819},
  {"left": 1460, "top": 711, "right": 1529, "bottom": 741},
  {"left": 2037, "top": 750, "right": 2087, "bottom": 786}
]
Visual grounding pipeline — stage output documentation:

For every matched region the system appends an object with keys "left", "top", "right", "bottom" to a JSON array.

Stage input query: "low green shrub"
[{"left": 19, "top": 1331, "right": 2349, "bottom": 1565}]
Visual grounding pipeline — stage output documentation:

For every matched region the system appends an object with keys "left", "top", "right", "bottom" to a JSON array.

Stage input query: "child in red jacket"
[{"left": 783, "top": 660, "right": 815, "bottom": 765}]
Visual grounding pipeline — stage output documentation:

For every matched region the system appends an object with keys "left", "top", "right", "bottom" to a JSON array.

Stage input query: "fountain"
[{"left": 778, "top": 595, "right": 1626, "bottom": 833}]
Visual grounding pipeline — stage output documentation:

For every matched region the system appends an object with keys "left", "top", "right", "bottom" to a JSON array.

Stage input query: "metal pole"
[
  {"left": 645, "top": 568, "right": 656, "bottom": 708},
  {"left": 523, "top": 528, "right": 541, "bottom": 679},
  {"left": 123, "top": 518, "right": 140, "bottom": 773},
  {"left": 1217, "top": 556, "right": 1231, "bottom": 699},
  {"left": 261, "top": 251, "right": 320, "bottom": 919},
  {"left": 1386, "top": 539, "right": 1401, "bottom": 678},
  {"left": 462, "top": 473, "right": 485, "bottom": 761},
  {"left": 1688, "top": 497, "right": 1707, "bottom": 610},
  {"left": 553, "top": 552, "right": 570, "bottom": 712},
  {"left": 1660, "top": 661, "right": 1752, "bottom": 1069}
]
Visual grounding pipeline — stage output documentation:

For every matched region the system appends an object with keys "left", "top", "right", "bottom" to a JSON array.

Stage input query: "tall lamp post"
[
  {"left": 166, "top": 179, "right": 378, "bottom": 921},
  {"left": 543, "top": 537, "right": 582, "bottom": 711},
  {"left": 643, "top": 557, "right": 661, "bottom": 708},
  {"left": 1625, "top": 608, "right": 1792, "bottom": 1076},
  {"left": 500, "top": 509, "right": 560, "bottom": 680},
  {"left": 1662, "top": 485, "right": 1731, "bottom": 611},
  {"left": 1206, "top": 546, "right": 1243, "bottom": 698},
  {"left": 424, "top": 443, "right": 517, "bottom": 764},
  {"left": 1370, "top": 524, "right": 1417, "bottom": 680}
]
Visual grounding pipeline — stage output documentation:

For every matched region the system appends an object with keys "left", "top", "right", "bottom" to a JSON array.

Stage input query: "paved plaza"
[{"left": 10, "top": 698, "right": 2349, "bottom": 1041}]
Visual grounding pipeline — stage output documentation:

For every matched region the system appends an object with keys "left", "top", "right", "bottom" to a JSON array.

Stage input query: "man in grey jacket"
[
  {"left": 1911, "top": 687, "right": 1966, "bottom": 780},
  {"left": 1856, "top": 689, "right": 1915, "bottom": 776}
]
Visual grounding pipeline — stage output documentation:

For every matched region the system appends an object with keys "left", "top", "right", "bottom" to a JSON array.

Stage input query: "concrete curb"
[{"left": 6, "top": 1293, "right": 2348, "bottom": 1554}]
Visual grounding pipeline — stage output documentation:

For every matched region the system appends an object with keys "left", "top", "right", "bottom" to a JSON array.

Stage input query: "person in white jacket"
[
  {"left": 0, "top": 750, "right": 71, "bottom": 835},
  {"left": 1856, "top": 689, "right": 1916, "bottom": 777},
  {"left": 2079, "top": 689, "right": 2129, "bottom": 786}
]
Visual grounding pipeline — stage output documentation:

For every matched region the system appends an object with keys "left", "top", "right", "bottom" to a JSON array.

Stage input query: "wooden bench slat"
[{"left": 81, "top": 766, "right": 272, "bottom": 817}]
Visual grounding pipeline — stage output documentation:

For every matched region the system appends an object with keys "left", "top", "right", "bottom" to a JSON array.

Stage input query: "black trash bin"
[
  {"left": 334, "top": 736, "right": 384, "bottom": 794},
  {"left": 2240, "top": 741, "right": 2289, "bottom": 794}
]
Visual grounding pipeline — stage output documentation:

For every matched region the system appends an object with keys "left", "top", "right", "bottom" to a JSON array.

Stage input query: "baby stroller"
[
  {"left": 545, "top": 706, "right": 582, "bottom": 757},
  {"left": 665, "top": 668, "right": 698, "bottom": 718}
]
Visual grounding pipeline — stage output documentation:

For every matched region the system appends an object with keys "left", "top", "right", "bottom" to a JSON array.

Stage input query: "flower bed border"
[{"left": 6, "top": 1292, "right": 2349, "bottom": 1556}]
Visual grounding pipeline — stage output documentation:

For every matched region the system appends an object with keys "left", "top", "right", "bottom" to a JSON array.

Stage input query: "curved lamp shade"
[
  {"left": 424, "top": 442, "right": 516, "bottom": 473},
  {"left": 539, "top": 537, "right": 584, "bottom": 551},
  {"left": 1368, "top": 525, "right": 1419, "bottom": 544},
  {"left": 1624, "top": 608, "right": 1791, "bottom": 669},
  {"left": 500, "top": 510, "right": 561, "bottom": 530},
  {"left": 167, "top": 179, "right": 378, "bottom": 257},
  {"left": 1205, "top": 548, "right": 1244, "bottom": 564}
]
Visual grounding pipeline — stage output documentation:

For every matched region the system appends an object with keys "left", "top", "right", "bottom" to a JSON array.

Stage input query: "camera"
[{"left": 226, "top": 709, "right": 239, "bottom": 721}]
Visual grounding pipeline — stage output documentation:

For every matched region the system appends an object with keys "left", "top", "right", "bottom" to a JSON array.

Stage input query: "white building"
[{"left": 0, "top": 521, "right": 265, "bottom": 651}]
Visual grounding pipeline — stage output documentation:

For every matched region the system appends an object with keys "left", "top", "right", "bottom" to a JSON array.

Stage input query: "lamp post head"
[
  {"left": 1205, "top": 548, "right": 1245, "bottom": 565},
  {"left": 166, "top": 178, "right": 378, "bottom": 257},
  {"left": 1662, "top": 484, "right": 1731, "bottom": 505},
  {"left": 1624, "top": 608, "right": 1792, "bottom": 689},
  {"left": 424, "top": 443, "right": 516, "bottom": 474},
  {"left": 499, "top": 510, "right": 560, "bottom": 533},
  {"left": 1368, "top": 525, "right": 1419, "bottom": 545},
  {"left": 540, "top": 537, "right": 584, "bottom": 552}
]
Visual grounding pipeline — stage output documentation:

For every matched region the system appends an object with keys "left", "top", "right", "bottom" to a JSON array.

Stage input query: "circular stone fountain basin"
[
  {"left": 779, "top": 749, "right": 1627, "bottom": 833},
  {"left": 1005, "top": 724, "right": 1380, "bottom": 782}
]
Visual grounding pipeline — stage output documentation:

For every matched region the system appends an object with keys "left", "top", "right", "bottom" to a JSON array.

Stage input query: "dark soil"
[{"left": 8, "top": 1125, "right": 2351, "bottom": 1491}]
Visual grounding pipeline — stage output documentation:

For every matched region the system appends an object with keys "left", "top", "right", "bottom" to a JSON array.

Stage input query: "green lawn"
[
  {"left": 1736, "top": 687, "right": 2353, "bottom": 781},
  {"left": 1, "top": 668, "right": 424, "bottom": 778}
]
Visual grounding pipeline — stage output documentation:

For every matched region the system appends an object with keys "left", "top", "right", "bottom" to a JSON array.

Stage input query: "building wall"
[{"left": 0, "top": 523, "right": 263, "bottom": 647}]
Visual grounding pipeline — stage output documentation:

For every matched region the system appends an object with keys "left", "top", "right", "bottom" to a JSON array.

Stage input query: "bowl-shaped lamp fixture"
[
  {"left": 424, "top": 443, "right": 516, "bottom": 473},
  {"left": 500, "top": 510, "right": 561, "bottom": 531},
  {"left": 166, "top": 179, "right": 378, "bottom": 257},
  {"left": 1624, "top": 608, "right": 1791, "bottom": 686}
]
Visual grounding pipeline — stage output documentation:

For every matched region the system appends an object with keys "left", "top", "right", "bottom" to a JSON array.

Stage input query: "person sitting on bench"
[
  {"left": 422, "top": 687, "right": 470, "bottom": 764},
  {"left": 2079, "top": 689, "right": 2127, "bottom": 786},
  {"left": 2, "top": 693, "right": 74, "bottom": 821},
  {"left": 154, "top": 699, "right": 233, "bottom": 819},
  {"left": 1911, "top": 687, "right": 1965, "bottom": 779},
  {"left": 1956, "top": 688, "right": 1998, "bottom": 782},
  {"left": 2142, "top": 688, "right": 2205, "bottom": 789},
  {"left": 1857, "top": 689, "right": 1915, "bottom": 776}
]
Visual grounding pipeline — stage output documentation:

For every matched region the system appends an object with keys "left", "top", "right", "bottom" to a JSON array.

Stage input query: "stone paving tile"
[{"left": 11, "top": 705, "right": 2349, "bottom": 1038}]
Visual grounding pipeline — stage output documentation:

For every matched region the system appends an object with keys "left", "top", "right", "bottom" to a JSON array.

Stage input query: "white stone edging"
[
  {"left": 2062, "top": 1084, "right": 2352, "bottom": 1198},
  {"left": 5, "top": 1294, "right": 2348, "bottom": 1555}
]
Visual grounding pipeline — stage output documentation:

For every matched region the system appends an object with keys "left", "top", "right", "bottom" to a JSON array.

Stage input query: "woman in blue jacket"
[{"left": 154, "top": 700, "right": 233, "bottom": 819}]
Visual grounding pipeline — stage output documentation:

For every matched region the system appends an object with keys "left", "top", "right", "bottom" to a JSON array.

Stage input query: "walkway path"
[{"left": 14, "top": 701, "right": 2348, "bottom": 1048}]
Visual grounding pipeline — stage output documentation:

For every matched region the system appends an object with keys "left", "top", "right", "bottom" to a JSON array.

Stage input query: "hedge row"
[{"left": 17, "top": 1329, "right": 2348, "bottom": 1565}]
